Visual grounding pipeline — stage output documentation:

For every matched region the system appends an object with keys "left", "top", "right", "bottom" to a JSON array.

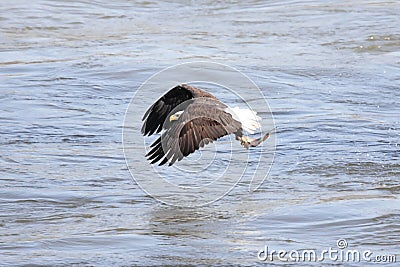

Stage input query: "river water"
[{"left": 1, "top": 0, "right": 399, "bottom": 266}]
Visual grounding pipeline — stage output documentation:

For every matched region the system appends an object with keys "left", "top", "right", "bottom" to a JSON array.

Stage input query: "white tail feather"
[{"left": 227, "top": 106, "right": 261, "bottom": 134}]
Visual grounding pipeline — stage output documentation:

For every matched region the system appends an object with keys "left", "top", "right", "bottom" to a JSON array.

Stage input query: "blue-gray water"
[{"left": 1, "top": 0, "right": 399, "bottom": 266}]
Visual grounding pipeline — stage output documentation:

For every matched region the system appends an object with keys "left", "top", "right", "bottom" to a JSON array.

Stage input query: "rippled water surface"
[{"left": 1, "top": 0, "right": 399, "bottom": 266}]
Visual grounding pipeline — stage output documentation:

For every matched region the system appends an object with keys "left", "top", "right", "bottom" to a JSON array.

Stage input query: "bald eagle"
[{"left": 142, "top": 84, "right": 270, "bottom": 166}]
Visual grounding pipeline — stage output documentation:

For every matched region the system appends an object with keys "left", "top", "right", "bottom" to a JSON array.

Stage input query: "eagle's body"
[{"left": 141, "top": 84, "right": 269, "bottom": 166}]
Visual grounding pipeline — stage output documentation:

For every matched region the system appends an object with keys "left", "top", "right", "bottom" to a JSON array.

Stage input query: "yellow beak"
[{"left": 169, "top": 114, "right": 178, "bottom": 122}]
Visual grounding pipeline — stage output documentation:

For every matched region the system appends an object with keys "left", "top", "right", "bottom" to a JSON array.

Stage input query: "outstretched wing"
[
  {"left": 141, "top": 84, "right": 216, "bottom": 136},
  {"left": 146, "top": 99, "right": 242, "bottom": 166}
]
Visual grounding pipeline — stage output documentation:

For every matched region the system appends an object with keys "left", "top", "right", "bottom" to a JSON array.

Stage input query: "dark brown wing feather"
[
  {"left": 146, "top": 98, "right": 242, "bottom": 166},
  {"left": 178, "top": 118, "right": 228, "bottom": 156},
  {"left": 141, "top": 84, "right": 216, "bottom": 136}
]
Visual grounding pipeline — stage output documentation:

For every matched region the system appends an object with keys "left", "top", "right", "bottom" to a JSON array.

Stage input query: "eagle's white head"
[{"left": 169, "top": 110, "right": 184, "bottom": 122}]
